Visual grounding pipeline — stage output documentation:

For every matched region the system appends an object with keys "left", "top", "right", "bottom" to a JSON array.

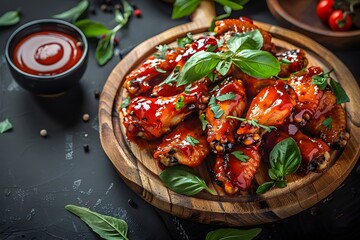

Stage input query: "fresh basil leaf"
[
  {"left": 233, "top": 49, "right": 280, "bottom": 78},
  {"left": 159, "top": 166, "right": 216, "bottom": 195},
  {"left": 205, "top": 227, "right": 261, "bottom": 240},
  {"left": 154, "top": 45, "right": 169, "bottom": 60},
  {"left": 275, "top": 180, "right": 287, "bottom": 188},
  {"left": 172, "top": 0, "right": 201, "bottom": 19},
  {"left": 216, "top": 92, "right": 236, "bottom": 101},
  {"left": 311, "top": 75, "right": 328, "bottom": 90},
  {"left": 199, "top": 113, "right": 209, "bottom": 131},
  {"left": 0, "top": 10, "right": 20, "bottom": 26},
  {"left": 330, "top": 79, "right": 350, "bottom": 104},
  {"left": 227, "top": 30, "right": 263, "bottom": 53},
  {"left": 322, "top": 117, "right": 332, "bottom": 129},
  {"left": 231, "top": 151, "right": 249, "bottom": 162},
  {"left": 176, "top": 96, "right": 185, "bottom": 110},
  {"left": 256, "top": 181, "right": 274, "bottom": 194},
  {"left": 0, "top": 118, "right": 12, "bottom": 133},
  {"left": 186, "top": 136, "right": 200, "bottom": 146},
  {"left": 216, "top": 60, "right": 232, "bottom": 76},
  {"left": 270, "top": 137, "right": 301, "bottom": 176},
  {"left": 96, "top": 34, "right": 114, "bottom": 66},
  {"left": 162, "top": 66, "right": 180, "bottom": 85},
  {"left": 214, "top": 0, "right": 244, "bottom": 10},
  {"left": 121, "top": 96, "right": 131, "bottom": 109},
  {"left": 177, "top": 32, "right": 194, "bottom": 48},
  {"left": 53, "top": 0, "right": 88, "bottom": 22},
  {"left": 177, "top": 51, "right": 221, "bottom": 86},
  {"left": 65, "top": 204, "right": 128, "bottom": 240},
  {"left": 75, "top": 19, "right": 111, "bottom": 38},
  {"left": 155, "top": 66, "right": 167, "bottom": 73},
  {"left": 209, "top": 96, "right": 224, "bottom": 119}
]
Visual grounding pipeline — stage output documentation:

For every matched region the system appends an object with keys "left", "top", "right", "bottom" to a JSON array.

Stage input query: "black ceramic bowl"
[{"left": 5, "top": 19, "right": 88, "bottom": 95}]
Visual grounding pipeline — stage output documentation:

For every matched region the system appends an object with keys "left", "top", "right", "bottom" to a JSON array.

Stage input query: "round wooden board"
[{"left": 99, "top": 17, "right": 360, "bottom": 225}]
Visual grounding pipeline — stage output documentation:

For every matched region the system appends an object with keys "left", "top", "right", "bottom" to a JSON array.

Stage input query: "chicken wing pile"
[{"left": 121, "top": 18, "right": 350, "bottom": 195}]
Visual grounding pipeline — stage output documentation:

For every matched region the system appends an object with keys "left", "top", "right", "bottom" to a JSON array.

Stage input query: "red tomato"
[
  {"left": 328, "top": 10, "right": 353, "bottom": 31},
  {"left": 316, "top": 0, "right": 334, "bottom": 22}
]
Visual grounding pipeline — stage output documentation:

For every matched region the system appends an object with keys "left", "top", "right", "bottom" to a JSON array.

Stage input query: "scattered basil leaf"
[
  {"left": 256, "top": 181, "right": 275, "bottom": 194},
  {"left": 0, "top": 10, "right": 20, "bottom": 26},
  {"left": 226, "top": 116, "right": 276, "bottom": 132},
  {"left": 186, "top": 136, "right": 200, "bottom": 146},
  {"left": 233, "top": 49, "right": 280, "bottom": 79},
  {"left": 231, "top": 151, "right": 249, "bottom": 162},
  {"left": 65, "top": 204, "right": 128, "bottom": 240},
  {"left": 176, "top": 96, "right": 185, "bottom": 110},
  {"left": 205, "top": 227, "right": 261, "bottom": 240},
  {"left": 53, "top": 0, "right": 88, "bottom": 22},
  {"left": 75, "top": 19, "right": 112, "bottom": 38},
  {"left": 176, "top": 51, "right": 221, "bottom": 86},
  {"left": 322, "top": 117, "right": 332, "bottom": 129},
  {"left": 199, "top": 113, "right": 209, "bottom": 131},
  {"left": 159, "top": 166, "right": 216, "bottom": 196},
  {"left": 281, "top": 57, "right": 291, "bottom": 64},
  {"left": 121, "top": 96, "right": 131, "bottom": 109},
  {"left": 209, "top": 96, "right": 224, "bottom": 119},
  {"left": 162, "top": 66, "right": 180, "bottom": 86},
  {"left": 311, "top": 74, "right": 328, "bottom": 90},
  {"left": 154, "top": 45, "right": 169, "bottom": 60},
  {"left": 184, "top": 84, "right": 192, "bottom": 94},
  {"left": 172, "top": 0, "right": 201, "bottom": 19},
  {"left": 330, "top": 79, "right": 350, "bottom": 104},
  {"left": 96, "top": 33, "right": 114, "bottom": 66},
  {"left": 0, "top": 118, "right": 12, "bottom": 133},
  {"left": 256, "top": 138, "right": 301, "bottom": 194},
  {"left": 177, "top": 32, "right": 194, "bottom": 48},
  {"left": 216, "top": 92, "right": 236, "bottom": 101},
  {"left": 155, "top": 66, "right": 167, "bottom": 73}
]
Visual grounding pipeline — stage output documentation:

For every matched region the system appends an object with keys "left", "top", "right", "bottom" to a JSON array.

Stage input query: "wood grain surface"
[
  {"left": 266, "top": 0, "right": 360, "bottom": 49},
  {"left": 99, "top": 1, "right": 360, "bottom": 226}
]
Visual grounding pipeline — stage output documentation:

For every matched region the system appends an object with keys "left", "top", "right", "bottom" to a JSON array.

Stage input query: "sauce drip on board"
[{"left": 13, "top": 31, "right": 83, "bottom": 76}]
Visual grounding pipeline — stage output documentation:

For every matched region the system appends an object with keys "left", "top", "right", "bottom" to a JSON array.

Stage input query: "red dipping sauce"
[{"left": 13, "top": 31, "right": 83, "bottom": 76}]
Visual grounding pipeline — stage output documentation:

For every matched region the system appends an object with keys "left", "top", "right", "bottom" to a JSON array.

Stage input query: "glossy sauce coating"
[{"left": 13, "top": 31, "right": 83, "bottom": 76}]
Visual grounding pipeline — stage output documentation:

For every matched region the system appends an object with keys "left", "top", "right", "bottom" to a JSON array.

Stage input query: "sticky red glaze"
[
  {"left": 13, "top": 31, "right": 83, "bottom": 76},
  {"left": 214, "top": 145, "right": 260, "bottom": 194},
  {"left": 277, "top": 49, "right": 309, "bottom": 78},
  {"left": 154, "top": 117, "right": 210, "bottom": 168}
]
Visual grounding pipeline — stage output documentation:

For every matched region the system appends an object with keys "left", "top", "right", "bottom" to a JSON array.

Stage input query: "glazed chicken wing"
[
  {"left": 205, "top": 77, "right": 247, "bottom": 153},
  {"left": 214, "top": 17, "right": 275, "bottom": 53},
  {"left": 277, "top": 49, "right": 308, "bottom": 78},
  {"left": 124, "top": 47, "right": 182, "bottom": 96},
  {"left": 236, "top": 80, "right": 297, "bottom": 145},
  {"left": 123, "top": 83, "right": 209, "bottom": 140},
  {"left": 214, "top": 145, "right": 261, "bottom": 194},
  {"left": 154, "top": 116, "right": 211, "bottom": 168}
]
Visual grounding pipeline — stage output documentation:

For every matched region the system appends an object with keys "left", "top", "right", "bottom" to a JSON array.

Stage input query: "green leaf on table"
[
  {"left": 0, "top": 10, "right": 20, "bottom": 26},
  {"left": 214, "top": 0, "right": 246, "bottom": 10},
  {"left": 159, "top": 166, "right": 216, "bottom": 196},
  {"left": 65, "top": 204, "right": 128, "bottom": 240},
  {"left": 96, "top": 33, "right": 114, "bottom": 66},
  {"left": 0, "top": 119, "right": 12, "bottom": 133},
  {"left": 233, "top": 49, "right": 280, "bottom": 78},
  {"left": 205, "top": 227, "right": 262, "bottom": 240},
  {"left": 172, "top": 0, "right": 201, "bottom": 19},
  {"left": 53, "top": 0, "right": 88, "bottom": 22},
  {"left": 75, "top": 19, "right": 111, "bottom": 38},
  {"left": 115, "top": 0, "right": 133, "bottom": 26}
]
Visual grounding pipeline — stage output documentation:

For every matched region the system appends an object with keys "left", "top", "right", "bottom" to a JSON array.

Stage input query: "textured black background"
[{"left": 1, "top": 0, "right": 359, "bottom": 239}]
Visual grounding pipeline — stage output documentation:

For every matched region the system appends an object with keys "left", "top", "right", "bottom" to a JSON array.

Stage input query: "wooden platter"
[
  {"left": 266, "top": 0, "right": 360, "bottom": 49},
  {"left": 99, "top": 2, "right": 360, "bottom": 226}
]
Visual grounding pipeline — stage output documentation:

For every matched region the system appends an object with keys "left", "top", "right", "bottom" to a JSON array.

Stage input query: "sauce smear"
[{"left": 13, "top": 31, "right": 83, "bottom": 76}]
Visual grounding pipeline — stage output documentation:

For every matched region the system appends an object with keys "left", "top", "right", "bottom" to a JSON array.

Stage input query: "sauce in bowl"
[{"left": 13, "top": 31, "right": 83, "bottom": 76}]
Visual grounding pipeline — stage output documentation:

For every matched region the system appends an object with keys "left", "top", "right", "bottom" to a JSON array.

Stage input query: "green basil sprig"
[
  {"left": 256, "top": 137, "right": 301, "bottom": 194},
  {"left": 322, "top": 117, "right": 332, "bottom": 129},
  {"left": 65, "top": 204, "right": 128, "bottom": 240},
  {"left": 171, "top": 0, "right": 248, "bottom": 19},
  {"left": 0, "top": 118, "right": 12, "bottom": 133},
  {"left": 176, "top": 30, "right": 280, "bottom": 87},
  {"left": 159, "top": 166, "right": 216, "bottom": 196},
  {"left": 311, "top": 68, "right": 350, "bottom": 104},
  {"left": 227, "top": 116, "right": 276, "bottom": 133},
  {"left": 206, "top": 227, "right": 261, "bottom": 240},
  {"left": 0, "top": 10, "right": 20, "bottom": 27},
  {"left": 73, "top": 0, "right": 133, "bottom": 65},
  {"left": 53, "top": 0, "right": 88, "bottom": 22}
]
